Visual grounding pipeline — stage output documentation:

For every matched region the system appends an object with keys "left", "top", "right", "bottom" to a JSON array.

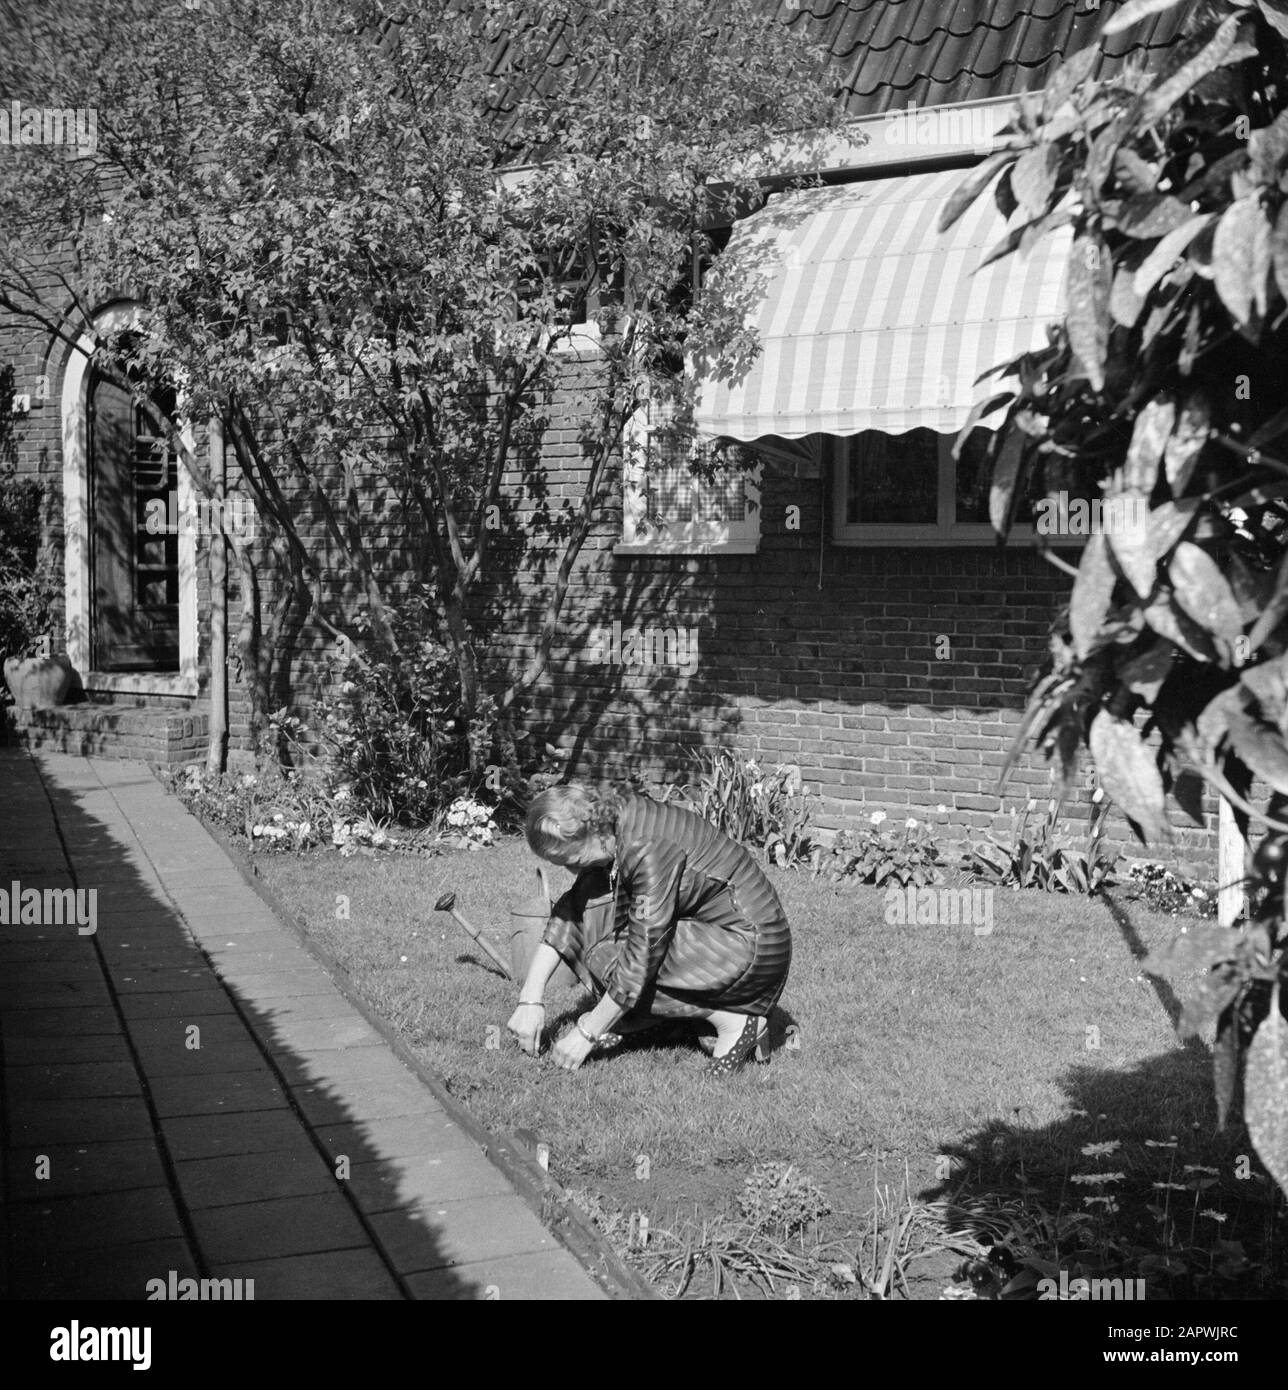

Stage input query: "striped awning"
[{"left": 690, "top": 167, "right": 1071, "bottom": 441}]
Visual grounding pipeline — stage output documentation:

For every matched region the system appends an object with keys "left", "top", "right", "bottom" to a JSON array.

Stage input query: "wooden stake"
[{"left": 1218, "top": 797, "right": 1247, "bottom": 927}]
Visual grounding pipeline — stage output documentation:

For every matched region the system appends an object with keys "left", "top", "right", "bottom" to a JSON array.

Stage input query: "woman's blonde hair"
[{"left": 525, "top": 781, "right": 630, "bottom": 858}]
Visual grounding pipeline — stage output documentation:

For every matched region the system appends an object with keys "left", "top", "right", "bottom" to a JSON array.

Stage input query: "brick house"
[{"left": 1, "top": 1, "right": 1220, "bottom": 872}]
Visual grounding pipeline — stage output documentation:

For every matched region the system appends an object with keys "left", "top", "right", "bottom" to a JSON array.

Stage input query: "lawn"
[{"left": 255, "top": 835, "right": 1284, "bottom": 1299}]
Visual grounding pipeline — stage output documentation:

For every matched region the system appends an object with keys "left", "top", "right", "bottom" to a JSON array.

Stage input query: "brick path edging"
[{"left": 182, "top": 795, "right": 661, "bottom": 1302}]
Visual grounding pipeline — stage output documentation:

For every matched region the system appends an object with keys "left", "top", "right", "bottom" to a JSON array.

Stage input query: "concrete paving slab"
[
  {"left": 5, "top": 1237, "right": 199, "bottom": 1301},
  {"left": 8, "top": 1139, "right": 169, "bottom": 1199},
  {"left": 346, "top": 1150, "right": 514, "bottom": 1211},
  {"left": 406, "top": 1248, "right": 609, "bottom": 1301},
  {"left": 174, "top": 1147, "right": 339, "bottom": 1209},
  {"left": 221, "top": 969, "right": 340, "bottom": 1001},
  {"left": 0, "top": 982, "right": 113, "bottom": 1009},
  {"left": 161, "top": 1109, "right": 322, "bottom": 1163},
  {"left": 188, "top": 1191, "right": 371, "bottom": 1265},
  {"left": 370, "top": 1192, "right": 557, "bottom": 1273},
  {"left": 118, "top": 989, "right": 237, "bottom": 1019},
  {"left": 8, "top": 1186, "right": 186, "bottom": 1251},
  {"left": 206, "top": 1248, "right": 404, "bottom": 1300},
  {"left": 2, "top": 1033, "right": 135, "bottom": 1066},
  {"left": 147, "top": 1069, "right": 290, "bottom": 1119},
  {"left": 315, "top": 1114, "right": 481, "bottom": 1162},
  {"left": 2, "top": 1005, "right": 123, "bottom": 1036},
  {"left": 7, "top": 1095, "right": 157, "bottom": 1145},
  {"left": 4, "top": 1059, "right": 140, "bottom": 1100},
  {"left": 133, "top": 1038, "right": 268, "bottom": 1077},
  {"left": 262, "top": 1015, "right": 385, "bottom": 1053}
]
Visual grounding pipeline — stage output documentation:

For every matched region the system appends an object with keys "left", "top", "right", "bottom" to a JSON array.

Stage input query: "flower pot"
[{"left": 3, "top": 654, "right": 75, "bottom": 710}]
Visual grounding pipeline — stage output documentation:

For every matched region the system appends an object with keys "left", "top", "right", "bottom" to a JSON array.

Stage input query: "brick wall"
[
  {"left": 483, "top": 352, "right": 1224, "bottom": 880},
  {"left": 2, "top": 308, "right": 1225, "bottom": 878}
]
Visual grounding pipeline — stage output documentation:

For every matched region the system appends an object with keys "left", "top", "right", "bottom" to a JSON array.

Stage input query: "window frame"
[
  {"left": 826, "top": 430, "right": 1092, "bottom": 549},
  {"left": 615, "top": 393, "right": 762, "bottom": 556}
]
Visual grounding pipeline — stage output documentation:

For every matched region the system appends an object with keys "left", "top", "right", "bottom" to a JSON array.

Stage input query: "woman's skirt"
[{"left": 542, "top": 867, "right": 791, "bottom": 1020}]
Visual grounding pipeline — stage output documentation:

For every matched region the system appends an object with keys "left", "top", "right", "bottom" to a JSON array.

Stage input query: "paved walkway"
[{"left": 0, "top": 746, "right": 608, "bottom": 1300}]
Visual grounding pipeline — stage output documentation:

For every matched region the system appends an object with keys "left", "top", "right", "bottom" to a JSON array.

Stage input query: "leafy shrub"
[
  {"left": 0, "top": 475, "right": 54, "bottom": 666},
  {"left": 962, "top": 799, "right": 1118, "bottom": 895},
  {"left": 812, "top": 812, "right": 945, "bottom": 889},
  {"left": 738, "top": 1162, "right": 832, "bottom": 1238},
  {"left": 664, "top": 749, "right": 815, "bottom": 864},
  {"left": 273, "top": 603, "right": 525, "bottom": 827},
  {"left": 1121, "top": 861, "right": 1217, "bottom": 919}
]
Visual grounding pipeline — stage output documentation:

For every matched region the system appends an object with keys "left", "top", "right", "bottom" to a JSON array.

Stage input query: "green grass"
[{"left": 254, "top": 835, "right": 1284, "bottom": 1298}]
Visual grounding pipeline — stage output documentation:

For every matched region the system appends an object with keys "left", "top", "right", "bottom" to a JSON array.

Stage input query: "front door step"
[{"left": 3, "top": 703, "right": 211, "bottom": 765}]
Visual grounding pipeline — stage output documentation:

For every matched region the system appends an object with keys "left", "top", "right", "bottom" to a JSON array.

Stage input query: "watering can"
[{"left": 509, "top": 865, "right": 577, "bottom": 990}]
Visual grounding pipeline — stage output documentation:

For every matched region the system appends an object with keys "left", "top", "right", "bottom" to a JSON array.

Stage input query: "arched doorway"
[
  {"left": 60, "top": 302, "right": 199, "bottom": 695},
  {"left": 87, "top": 364, "right": 181, "bottom": 671}
]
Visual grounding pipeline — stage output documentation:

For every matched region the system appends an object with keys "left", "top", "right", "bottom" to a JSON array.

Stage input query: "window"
[
  {"left": 615, "top": 224, "right": 760, "bottom": 553},
  {"left": 830, "top": 426, "right": 1087, "bottom": 546},
  {"left": 618, "top": 394, "right": 761, "bottom": 554}
]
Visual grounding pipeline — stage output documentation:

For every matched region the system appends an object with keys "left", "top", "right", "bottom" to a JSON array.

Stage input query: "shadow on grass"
[
  {"left": 538, "top": 1001, "right": 800, "bottom": 1069},
  {"left": 917, "top": 898, "right": 1284, "bottom": 1299},
  {"left": 0, "top": 747, "right": 483, "bottom": 1300}
]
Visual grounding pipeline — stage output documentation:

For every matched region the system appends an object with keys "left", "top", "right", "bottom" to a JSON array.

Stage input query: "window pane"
[
  {"left": 844, "top": 429, "right": 937, "bottom": 524},
  {"left": 956, "top": 426, "right": 1100, "bottom": 528},
  {"left": 954, "top": 426, "right": 992, "bottom": 525}
]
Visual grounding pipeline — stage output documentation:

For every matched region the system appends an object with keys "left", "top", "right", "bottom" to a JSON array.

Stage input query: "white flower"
[
  {"left": 251, "top": 824, "right": 265, "bottom": 836},
  {"left": 869, "top": 812, "right": 887, "bottom": 826},
  {"left": 905, "top": 818, "right": 918, "bottom": 829},
  {"left": 298, "top": 822, "right": 311, "bottom": 837},
  {"left": 372, "top": 829, "right": 388, "bottom": 846},
  {"left": 1091, "top": 788, "right": 1104, "bottom": 803},
  {"left": 1080, "top": 1140, "right": 1122, "bottom": 1157},
  {"left": 1199, "top": 1209, "right": 1227, "bottom": 1223},
  {"left": 273, "top": 812, "right": 284, "bottom": 822},
  {"left": 417, "top": 780, "right": 428, "bottom": 789}
]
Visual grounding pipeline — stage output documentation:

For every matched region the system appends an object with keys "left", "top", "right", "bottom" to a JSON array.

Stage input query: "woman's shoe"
[{"left": 705, "top": 1015, "right": 770, "bottom": 1076}]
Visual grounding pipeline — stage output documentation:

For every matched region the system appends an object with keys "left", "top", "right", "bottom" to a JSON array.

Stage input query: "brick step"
[{"left": 3, "top": 702, "right": 211, "bottom": 765}]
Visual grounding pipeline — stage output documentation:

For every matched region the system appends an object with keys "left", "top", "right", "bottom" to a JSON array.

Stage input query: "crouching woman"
[{"left": 506, "top": 782, "right": 791, "bottom": 1076}]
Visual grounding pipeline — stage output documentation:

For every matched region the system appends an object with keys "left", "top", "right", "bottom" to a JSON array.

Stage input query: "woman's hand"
[
  {"left": 550, "top": 1019, "right": 597, "bottom": 1072},
  {"left": 507, "top": 1002, "right": 545, "bottom": 1056}
]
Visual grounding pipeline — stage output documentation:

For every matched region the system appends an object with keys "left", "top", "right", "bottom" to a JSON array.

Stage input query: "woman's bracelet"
[{"left": 574, "top": 1016, "right": 600, "bottom": 1045}]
